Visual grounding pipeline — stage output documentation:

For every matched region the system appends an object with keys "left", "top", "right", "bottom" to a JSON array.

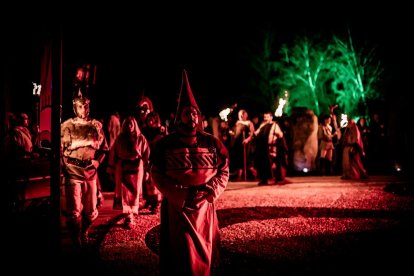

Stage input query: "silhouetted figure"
[
  {"left": 5, "top": 113, "right": 35, "bottom": 160},
  {"left": 318, "top": 114, "right": 337, "bottom": 175},
  {"left": 230, "top": 109, "right": 255, "bottom": 181},
  {"left": 244, "top": 112, "right": 283, "bottom": 185},
  {"left": 141, "top": 111, "right": 166, "bottom": 214},
  {"left": 5, "top": 112, "right": 38, "bottom": 210}
]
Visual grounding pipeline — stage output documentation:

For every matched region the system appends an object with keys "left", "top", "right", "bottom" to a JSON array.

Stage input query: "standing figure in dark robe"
[
  {"left": 150, "top": 70, "right": 229, "bottom": 276},
  {"left": 141, "top": 111, "right": 166, "bottom": 214},
  {"left": 244, "top": 112, "right": 284, "bottom": 185}
]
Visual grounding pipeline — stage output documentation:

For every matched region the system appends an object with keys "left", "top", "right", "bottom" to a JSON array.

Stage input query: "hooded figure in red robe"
[{"left": 151, "top": 70, "right": 229, "bottom": 275}]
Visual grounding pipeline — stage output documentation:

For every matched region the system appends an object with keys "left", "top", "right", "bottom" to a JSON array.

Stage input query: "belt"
[
  {"left": 67, "top": 157, "right": 92, "bottom": 168},
  {"left": 175, "top": 184, "right": 207, "bottom": 192},
  {"left": 121, "top": 158, "right": 140, "bottom": 165}
]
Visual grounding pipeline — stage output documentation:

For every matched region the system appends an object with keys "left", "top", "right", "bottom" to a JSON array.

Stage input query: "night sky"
[{"left": 3, "top": 5, "right": 412, "bottom": 122}]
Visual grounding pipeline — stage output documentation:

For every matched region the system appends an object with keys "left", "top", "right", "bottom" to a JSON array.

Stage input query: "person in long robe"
[
  {"left": 141, "top": 111, "right": 166, "bottom": 214},
  {"left": 150, "top": 70, "right": 229, "bottom": 276},
  {"left": 341, "top": 119, "right": 368, "bottom": 180},
  {"left": 107, "top": 116, "right": 150, "bottom": 228},
  {"left": 106, "top": 111, "right": 122, "bottom": 209},
  {"left": 244, "top": 112, "right": 284, "bottom": 185}
]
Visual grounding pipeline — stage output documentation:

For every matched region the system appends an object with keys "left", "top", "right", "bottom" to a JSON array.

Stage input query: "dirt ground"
[{"left": 9, "top": 175, "right": 414, "bottom": 275}]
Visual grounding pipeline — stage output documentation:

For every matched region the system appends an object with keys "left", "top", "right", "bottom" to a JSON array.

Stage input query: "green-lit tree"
[
  {"left": 328, "top": 30, "right": 383, "bottom": 116},
  {"left": 249, "top": 31, "right": 383, "bottom": 117},
  {"left": 274, "top": 36, "right": 334, "bottom": 115}
]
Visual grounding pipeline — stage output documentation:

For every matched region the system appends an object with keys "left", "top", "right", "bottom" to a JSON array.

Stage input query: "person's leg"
[
  {"left": 65, "top": 179, "right": 83, "bottom": 249},
  {"left": 325, "top": 148, "right": 334, "bottom": 175},
  {"left": 96, "top": 177, "right": 104, "bottom": 208},
  {"left": 81, "top": 179, "right": 99, "bottom": 243}
]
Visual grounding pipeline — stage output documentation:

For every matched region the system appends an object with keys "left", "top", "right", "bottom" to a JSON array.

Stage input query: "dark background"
[{"left": 2, "top": 5, "right": 412, "bottom": 122}]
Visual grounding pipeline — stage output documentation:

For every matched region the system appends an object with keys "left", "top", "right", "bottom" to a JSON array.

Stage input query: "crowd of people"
[{"left": 3, "top": 67, "right": 391, "bottom": 275}]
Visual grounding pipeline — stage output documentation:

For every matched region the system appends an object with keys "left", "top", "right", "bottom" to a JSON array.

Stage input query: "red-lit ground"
[
  {"left": 81, "top": 175, "right": 414, "bottom": 275},
  {"left": 9, "top": 175, "right": 414, "bottom": 275}
]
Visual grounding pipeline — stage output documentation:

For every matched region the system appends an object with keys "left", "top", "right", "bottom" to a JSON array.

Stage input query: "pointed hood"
[{"left": 174, "top": 69, "right": 201, "bottom": 126}]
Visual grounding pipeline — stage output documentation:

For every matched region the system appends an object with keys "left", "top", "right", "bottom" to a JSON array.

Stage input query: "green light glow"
[
  {"left": 250, "top": 30, "right": 383, "bottom": 117},
  {"left": 329, "top": 32, "right": 383, "bottom": 117}
]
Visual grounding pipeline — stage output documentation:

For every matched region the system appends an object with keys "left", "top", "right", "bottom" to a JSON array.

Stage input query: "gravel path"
[
  {"left": 10, "top": 175, "right": 413, "bottom": 275},
  {"left": 91, "top": 175, "right": 414, "bottom": 275}
]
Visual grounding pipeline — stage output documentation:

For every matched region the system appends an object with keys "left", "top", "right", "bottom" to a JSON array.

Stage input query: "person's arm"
[
  {"left": 60, "top": 121, "right": 71, "bottom": 168},
  {"left": 331, "top": 114, "right": 341, "bottom": 140},
  {"left": 140, "top": 135, "right": 151, "bottom": 181},
  {"left": 140, "top": 135, "right": 150, "bottom": 165},
  {"left": 274, "top": 122, "right": 283, "bottom": 138},
  {"left": 322, "top": 125, "right": 334, "bottom": 140},
  {"left": 249, "top": 121, "right": 255, "bottom": 136},
  {"left": 204, "top": 138, "right": 229, "bottom": 203},
  {"left": 93, "top": 127, "right": 109, "bottom": 168},
  {"left": 105, "top": 138, "right": 117, "bottom": 177},
  {"left": 242, "top": 121, "right": 256, "bottom": 145}
]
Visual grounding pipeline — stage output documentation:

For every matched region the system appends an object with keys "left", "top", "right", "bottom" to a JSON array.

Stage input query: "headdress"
[{"left": 174, "top": 69, "right": 201, "bottom": 126}]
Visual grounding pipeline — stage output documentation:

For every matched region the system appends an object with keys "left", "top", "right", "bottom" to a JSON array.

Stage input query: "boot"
[
  {"left": 325, "top": 160, "right": 332, "bottom": 176},
  {"left": 319, "top": 158, "right": 326, "bottom": 175},
  {"left": 81, "top": 218, "right": 93, "bottom": 246},
  {"left": 97, "top": 189, "right": 104, "bottom": 208},
  {"left": 149, "top": 197, "right": 160, "bottom": 214},
  {"left": 236, "top": 169, "right": 243, "bottom": 181},
  {"left": 67, "top": 218, "right": 82, "bottom": 250},
  {"left": 124, "top": 213, "right": 135, "bottom": 229},
  {"left": 113, "top": 197, "right": 122, "bottom": 210}
]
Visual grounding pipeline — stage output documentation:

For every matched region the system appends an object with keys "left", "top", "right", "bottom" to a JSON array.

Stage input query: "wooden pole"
[
  {"left": 243, "top": 131, "right": 247, "bottom": 181},
  {"left": 51, "top": 25, "right": 62, "bottom": 256}
]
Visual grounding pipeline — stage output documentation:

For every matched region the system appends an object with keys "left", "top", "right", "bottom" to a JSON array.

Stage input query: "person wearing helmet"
[{"left": 60, "top": 88, "right": 109, "bottom": 250}]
